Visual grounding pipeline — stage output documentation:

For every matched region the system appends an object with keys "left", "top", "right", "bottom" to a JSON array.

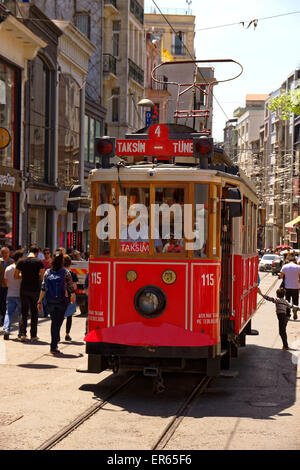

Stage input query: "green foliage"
[{"left": 268, "top": 82, "right": 300, "bottom": 120}]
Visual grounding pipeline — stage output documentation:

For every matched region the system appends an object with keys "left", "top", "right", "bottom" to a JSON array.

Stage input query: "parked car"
[
  {"left": 259, "top": 254, "right": 278, "bottom": 272},
  {"left": 271, "top": 255, "right": 283, "bottom": 275}
]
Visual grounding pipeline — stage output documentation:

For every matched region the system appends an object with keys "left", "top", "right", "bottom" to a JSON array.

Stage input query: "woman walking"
[{"left": 37, "top": 253, "right": 75, "bottom": 354}]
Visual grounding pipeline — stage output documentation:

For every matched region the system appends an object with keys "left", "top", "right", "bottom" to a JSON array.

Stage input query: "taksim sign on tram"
[{"left": 116, "top": 124, "right": 194, "bottom": 157}]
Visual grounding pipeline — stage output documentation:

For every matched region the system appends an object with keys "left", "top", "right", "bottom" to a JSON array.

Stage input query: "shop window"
[
  {"left": 0, "top": 61, "right": 18, "bottom": 168},
  {"left": 0, "top": 192, "right": 13, "bottom": 247},
  {"left": 29, "top": 207, "right": 46, "bottom": 249}
]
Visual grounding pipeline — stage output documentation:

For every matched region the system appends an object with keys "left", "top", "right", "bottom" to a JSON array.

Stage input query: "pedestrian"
[
  {"left": 37, "top": 247, "right": 45, "bottom": 260},
  {"left": 0, "top": 247, "right": 14, "bottom": 326},
  {"left": 279, "top": 255, "right": 300, "bottom": 320},
  {"left": 257, "top": 287, "right": 299, "bottom": 350},
  {"left": 2, "top": 250, "right": 24, "bottom": 340},
  {"left": 73, "top": 250, "right": 83, "bottom": 261},
  {"left": 42, "top": 248, "right": 52, "bottom": 270},
  {"left": 41, "top": 248, "right": 52, "bottom": 317},
  {"left": 63, "top": 254, "right": 78, "bottom": 341},
  {"left": 37, "top": 253, "right": 75, "bottom": 354},
  {"left": 14, "top": 246, "right": 45, "bottom": 342}
]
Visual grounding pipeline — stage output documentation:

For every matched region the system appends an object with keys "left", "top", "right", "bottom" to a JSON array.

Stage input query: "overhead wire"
[{"left": 151, "top": 0, "right": 249, "bottom": 148}]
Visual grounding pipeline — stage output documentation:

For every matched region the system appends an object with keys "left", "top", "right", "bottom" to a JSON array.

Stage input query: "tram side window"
[
  {"left": 153, "top": 187, "right": 185, "bottom": 254},
  {"left": 242, "top": 197, "right": 249, "bottom": 253},
  {"left": 119, "top": 187, "right": 150, "bottom": 254},
  {"left": 96, "top": 184, "right": 111, "bottom": 256},
  {"left": 193, "top": 184, "right": 209, "bottom": 258}
]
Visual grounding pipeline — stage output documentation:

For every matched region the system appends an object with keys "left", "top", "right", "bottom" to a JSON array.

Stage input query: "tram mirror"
[
  {"left": 227, "top": 188, "right": 242, "bottom": 218},
  {"left": 67, "top": 185, "right": 82, "bottom": 213}
]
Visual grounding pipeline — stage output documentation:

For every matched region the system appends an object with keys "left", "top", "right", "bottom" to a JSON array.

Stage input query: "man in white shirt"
[
  {"left": 2, "top": 250, "right": 24, "bottom": 340},
  {"left": 280, "top": 256, "right": 300, "bottom": 320}
]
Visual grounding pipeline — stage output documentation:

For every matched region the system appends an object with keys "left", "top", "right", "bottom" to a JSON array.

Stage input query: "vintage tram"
[{"left": 84, "top": 61, "right": 258, "bottom": 381}]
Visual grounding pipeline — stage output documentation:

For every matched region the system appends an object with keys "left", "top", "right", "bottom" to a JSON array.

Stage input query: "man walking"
[
  {"left": 14, "top": 246, "right": 45, "bottom": 341},
  {"left": 2, "top": 250, "right": 24, "bottom": 340},
  {"left": 0, "top": 247, "right": 14, "bottom": 326},
  {"left": 280, "top": 255, "right": 300, "bottom": 320}
]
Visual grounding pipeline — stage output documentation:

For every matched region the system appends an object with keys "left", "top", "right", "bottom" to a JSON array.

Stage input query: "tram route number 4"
[
  {"left": 91, "top": 272, "right": 102, "bottom": 284},
  {"left": 201, "top": 273, "right": 215, "bottom": 286}
]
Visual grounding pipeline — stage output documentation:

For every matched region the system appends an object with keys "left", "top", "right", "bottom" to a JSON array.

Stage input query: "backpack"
[{"left": 45, "top": 268, "right": 67, "bottom": 303}]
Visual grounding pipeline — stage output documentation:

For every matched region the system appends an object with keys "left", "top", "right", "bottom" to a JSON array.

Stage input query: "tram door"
[{"left": 220, "top": 201, "right": 232, "bottom": 335}]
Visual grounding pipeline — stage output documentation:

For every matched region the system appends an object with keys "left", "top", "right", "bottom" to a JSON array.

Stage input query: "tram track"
[
  {"left": 36, "top": 373, "right": 138, "bottom": 450},
  {"left": 152, "top": 375, "right": 212, "bottom": 450},
  {"left": 36, "top": 372, "right": 212, "bottom": 451},
  {"left": 36, "top": 276, "right": 274, "bottom": 451}
]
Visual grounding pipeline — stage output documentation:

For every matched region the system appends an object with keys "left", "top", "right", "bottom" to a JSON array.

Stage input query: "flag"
[{"left": 161, "top": 40, "right": 174, "bottom": 63}]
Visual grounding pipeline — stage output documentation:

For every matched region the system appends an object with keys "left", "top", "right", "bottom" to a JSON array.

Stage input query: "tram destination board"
[{"left": 116, "top": 124, "right": 193, "bottom": 158}]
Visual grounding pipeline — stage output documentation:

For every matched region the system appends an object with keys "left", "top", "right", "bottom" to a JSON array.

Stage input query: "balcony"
[
  {"left": 103, "top": 0, "right": 119, "bottom": 18},
  {"left": 130, "top": 0, "right": 144, "bottom": 25},
  {"left": 103, "top": 53, "right": 117, "bottom": 77},
  {"left": 128, "top": 58, "right": 144, "bottom": 87},
  {"left": 149, "top": 75, "right": 168, "bottom": 92}
]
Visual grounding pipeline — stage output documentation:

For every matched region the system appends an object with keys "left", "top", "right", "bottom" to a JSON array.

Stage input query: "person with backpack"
[{"left": 37, "top": 253, "right": 75, "bottom": 354}]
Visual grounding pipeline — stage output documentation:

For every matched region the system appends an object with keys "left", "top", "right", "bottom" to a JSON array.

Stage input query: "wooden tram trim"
[{"left": 89, "top": 175, "right": 258, "bottom": 260}]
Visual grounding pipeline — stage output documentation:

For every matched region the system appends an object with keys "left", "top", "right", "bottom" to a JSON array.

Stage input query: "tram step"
[
  {"left": 246, "top": 329, "right": 259, "bottom": 336},
  {"left": 219, "top": 370, "right": 239, "bottom": 378}
]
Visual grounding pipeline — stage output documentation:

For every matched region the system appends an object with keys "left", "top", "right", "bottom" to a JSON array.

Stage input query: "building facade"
[
  {"left": 144, "top": 10, "right": 214, "bottom": 132},
  {"left": 0, "top": 2, "right": 46, "bottom": 249},
  {"left": 102, "top": 0, "right": 145, "bottom": 138}
]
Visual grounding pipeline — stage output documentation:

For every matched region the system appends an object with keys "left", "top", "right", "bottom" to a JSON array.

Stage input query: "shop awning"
[{"left": 285, "top": 215, "right": 300, "bottom": 228}]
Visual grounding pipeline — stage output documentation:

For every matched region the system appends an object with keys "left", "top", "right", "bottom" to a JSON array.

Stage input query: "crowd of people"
[{"left": 0, "top": 245, "right": 88, "bottom": 355}]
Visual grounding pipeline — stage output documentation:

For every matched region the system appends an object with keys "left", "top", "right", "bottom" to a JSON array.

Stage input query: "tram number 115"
[
  {"left": 201, "top": 273, "right": 215, "bottom": 286},
  {"left": 91, "top": 272, "right": 102, "bottom": 285}
]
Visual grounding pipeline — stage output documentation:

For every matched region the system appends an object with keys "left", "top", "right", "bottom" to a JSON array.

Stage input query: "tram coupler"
[
  {"left": 143, "top": 367, "right": 159, "bottom": 377},
  {"left": 143, "top": 367, "right": 165, "bottom": 394}
]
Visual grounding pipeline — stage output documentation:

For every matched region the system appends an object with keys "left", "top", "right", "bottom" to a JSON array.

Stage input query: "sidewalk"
[{"left": 0, "top": 309, "right": 112, "bottom": 450}]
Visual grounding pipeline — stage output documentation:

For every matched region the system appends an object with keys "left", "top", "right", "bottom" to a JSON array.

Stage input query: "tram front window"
[
  {"left": 193, "top": 184, "right": 209, "bottom": 258},
  {"left": 119, "top": 187, "right": 150, "bottom": 253},
  {"left": 153, "top": 187, "right": 185, "bottom": 254}
]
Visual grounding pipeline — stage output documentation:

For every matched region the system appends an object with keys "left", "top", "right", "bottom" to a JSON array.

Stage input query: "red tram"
[{"left": 84, "top": 61, "right": 259, "bottom": 382}]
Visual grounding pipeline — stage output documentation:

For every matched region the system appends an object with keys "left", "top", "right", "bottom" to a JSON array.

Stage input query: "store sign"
[
  {"left": 0, "top": 167, "right": 21, "bottom": 192},
  {"left": 0, "top": 127, "right": 11, "bottom": 150}
]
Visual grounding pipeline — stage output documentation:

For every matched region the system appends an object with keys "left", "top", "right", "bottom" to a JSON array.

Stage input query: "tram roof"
[{"left": 89, "top": 164, "right": 258, "bottom": 201}]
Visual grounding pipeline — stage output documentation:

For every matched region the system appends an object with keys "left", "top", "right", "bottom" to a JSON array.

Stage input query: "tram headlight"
[{"left": 134, "top": 285, "right": 167, "bottom": 319}]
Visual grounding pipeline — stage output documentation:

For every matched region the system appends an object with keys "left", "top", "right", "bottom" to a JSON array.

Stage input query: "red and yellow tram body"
[{"left": 85, "top": 124, "right": 258, "bottom": 376}]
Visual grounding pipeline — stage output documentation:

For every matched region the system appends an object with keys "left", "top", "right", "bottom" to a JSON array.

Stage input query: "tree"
[{"left": 268, "top": 82, "right": 300, "bottom": 120}]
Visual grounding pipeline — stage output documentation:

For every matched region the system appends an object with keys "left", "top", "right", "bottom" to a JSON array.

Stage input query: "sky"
[{"left": 144, "top": 0, "right": 300, "bottom": 141}]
